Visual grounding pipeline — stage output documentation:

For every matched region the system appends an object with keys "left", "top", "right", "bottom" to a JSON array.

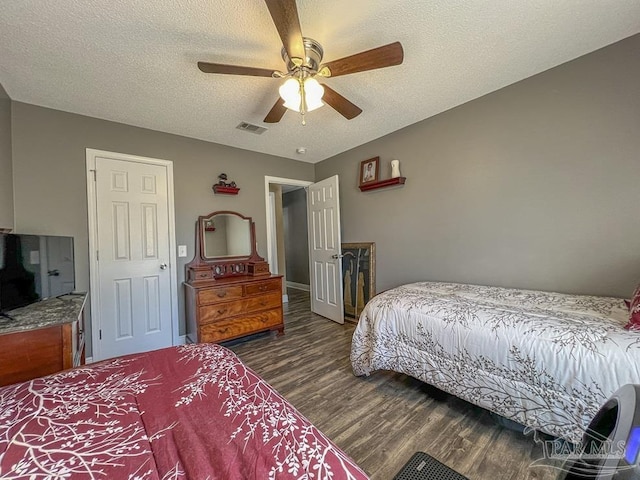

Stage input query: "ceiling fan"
[{"left": 197, "top": 0, "right": 404, "bottom": 125}]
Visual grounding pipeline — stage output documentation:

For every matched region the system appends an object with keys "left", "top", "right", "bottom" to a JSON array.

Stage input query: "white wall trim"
[
  {"left": 264, "top": 176, "right": 313, "bottom": 281},
  {"left": 86, "top": 148, "right": 179, "bottom": 361},
  {"left": 282, "top": 294, "right": 289, "bottom": 304},
  {"left": 287, "top": 281, "right": 310, "bottom": 292},
  {"left": 268, "top": 191, "right": 278, "bottom": 274}
]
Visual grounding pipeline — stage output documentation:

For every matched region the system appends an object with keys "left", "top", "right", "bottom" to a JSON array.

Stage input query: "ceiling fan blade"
[
  {"left": 321, "top": 41, "right": 404, "bottom": 78},
  {"left": 264, "top": 0, "right": 305, "bottom": 64},
  {"left": 197, "top": 62, "right": 275, "bottom": 77},
  {"left": 264, "top": 98, "right": 287, "bottom": 123},
  {"left": 321, "top": 85, "right": 362, "bottom": 120}
]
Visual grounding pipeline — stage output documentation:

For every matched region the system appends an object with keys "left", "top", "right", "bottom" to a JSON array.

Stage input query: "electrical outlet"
[{"left": 178, "top": 245, "right": 187, "bottom": 258}]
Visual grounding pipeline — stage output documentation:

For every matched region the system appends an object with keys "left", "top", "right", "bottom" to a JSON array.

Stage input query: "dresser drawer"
[
  {"left": 245, "top": 279, "right": 281, "bottom": 296},
  {"left": 245, "top": 292, "right": 281, "bottom": 313},
  {"left": 185, "top": 276, "right": 283, "bottom": 344},
  {"left": 192, "top": 270, "right": 214, "bottom": 281},
  {"left": 199, "top": 310, "right": 282, "bottom": 343},
  {"left": 199, "top": 301, "right": 244, "bottom": 323},
  {"left": 198, "top": 286, "right": 243, "bottom": 304}
]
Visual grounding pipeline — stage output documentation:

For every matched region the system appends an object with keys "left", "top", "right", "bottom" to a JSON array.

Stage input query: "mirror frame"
[
  {"left": 200, "top": 211, "right": 253, "bottom": 260},
  {"left": 185, "top": 210, "right": 269, "bottom": 282}
]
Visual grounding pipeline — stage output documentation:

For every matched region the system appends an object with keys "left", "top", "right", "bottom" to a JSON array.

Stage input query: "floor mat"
[{"left": 393, "top": 452, "right": 470, "bottom": 480}]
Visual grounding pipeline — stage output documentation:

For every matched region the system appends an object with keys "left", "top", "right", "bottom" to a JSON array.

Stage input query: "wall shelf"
[
  {"left": 213, "top": 185, "right": 240, "bottom": 195},
  {"left": 359, "top": 176, "right": 406, "bottom": 192}
]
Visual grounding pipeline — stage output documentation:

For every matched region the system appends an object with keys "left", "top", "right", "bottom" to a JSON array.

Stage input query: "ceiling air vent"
[{"left": 236, "top": 122, "right": 268, "bottom": 135}]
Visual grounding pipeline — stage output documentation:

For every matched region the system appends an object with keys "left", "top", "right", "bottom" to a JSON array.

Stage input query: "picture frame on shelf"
[
  {"left": 341, "top": 242, "right": 376, "bottom": 321},
  {"left": 359, "top": 157, "right": 379, "bottom": 186}
]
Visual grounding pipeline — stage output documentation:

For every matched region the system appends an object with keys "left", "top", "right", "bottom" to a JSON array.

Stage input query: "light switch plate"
[
  {"left": 178, "top": 245, "right": 187, "bottom": 258},
  {"left": 30, "top": 250, "right": 41, "bottom": 264}
]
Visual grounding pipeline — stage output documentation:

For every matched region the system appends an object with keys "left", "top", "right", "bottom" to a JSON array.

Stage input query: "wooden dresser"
[
  {"left": 184, "top": 210, "right": 285, "bottom": 344},
  {"left": 185, "top": 275, "right": 283, "bottom": 344},
  {"left": 0, "top": 293, "right": 87, "bottom": 387}
]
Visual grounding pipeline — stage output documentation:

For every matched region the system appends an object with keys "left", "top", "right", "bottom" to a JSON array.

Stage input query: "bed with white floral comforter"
[{"left": 351, "top": 281, "right": 639, "bottom": 442}]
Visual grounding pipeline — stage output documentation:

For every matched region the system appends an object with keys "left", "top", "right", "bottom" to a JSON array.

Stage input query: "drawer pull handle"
[
  {"left": 217, "top": 291, "right": 227, "bottom": 298},
  {"left": 198, "top": 273, "right": 208, "bottom": 277},
  {"left": 260, "top": 301, "right": 267, "bottom": 306},
  {"left": 217, "top": 309, "right": 227, "bottom": 315},
  {"left": 259, "top": 285, "right": 268, "bottom": 291}
]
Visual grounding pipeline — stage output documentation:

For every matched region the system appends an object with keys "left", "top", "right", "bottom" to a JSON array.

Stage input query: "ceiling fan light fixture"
[
  {"left": 283, "top": 97, "right": 302, "bottom": 111},
  {"left": 303, "top": 77, "right": 324, "bottom": 112},
  {"left": 278, "top": 76, "right": 324, "bottom": 114},
  {"left": 279, "top": 77, "right": 302, "bottom": 111}
]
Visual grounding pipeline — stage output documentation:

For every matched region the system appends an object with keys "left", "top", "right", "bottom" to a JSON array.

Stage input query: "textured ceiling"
[{"left": 0, "top": 1, "right": 638, "bottom": 163}]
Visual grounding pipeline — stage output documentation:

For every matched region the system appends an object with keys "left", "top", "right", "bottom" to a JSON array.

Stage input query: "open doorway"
[
  {"left": 265, "top": 175, "right": 344, "bottom": 324},
  {"left": 265, "top": 177, "right": 312, "bottom": 306}
]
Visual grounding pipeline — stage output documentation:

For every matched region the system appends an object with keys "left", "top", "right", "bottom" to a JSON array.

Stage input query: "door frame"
[
  {"left": 264, "top": 176, "right": 313, "bottom": 301},
  {"left": 86, "top": 148, "right": 179, "bottom": 362},
  {"left": 267, "top": 191, "right": 279, "bottom": 274}
]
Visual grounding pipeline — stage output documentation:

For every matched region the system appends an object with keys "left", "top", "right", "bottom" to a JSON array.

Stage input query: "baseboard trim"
[
  {"left": 85, "top": 356, "right": 93, "bottom": 364},
  {"left": 287, "top": 281, "right": 310, "bottom": 292},
  {"left": 283, "top": 294, "right": 289, "bottom": 303}
]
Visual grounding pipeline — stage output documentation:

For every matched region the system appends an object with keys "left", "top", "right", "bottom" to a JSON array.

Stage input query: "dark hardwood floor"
[{"left": 228, "top": 289, "right": 558, "bottom": 480}]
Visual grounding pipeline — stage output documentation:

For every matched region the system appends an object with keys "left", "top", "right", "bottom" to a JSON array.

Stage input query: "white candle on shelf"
[{"left": 390, "top": 159, "right": 401, "bottom": 178}]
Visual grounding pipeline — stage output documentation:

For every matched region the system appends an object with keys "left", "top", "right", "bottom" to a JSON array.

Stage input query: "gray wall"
[
  {"left": 0, "top": 83, "right": 12, "bottom": 230},
  {"left": 316, "top": 34, "right": 640, "bottom": 298},
  {"left": 283, "top": 188, "right": 309, "bottom": 285},
  {"left": 10, "top": 102, "right": 314, "bottom": 354}
]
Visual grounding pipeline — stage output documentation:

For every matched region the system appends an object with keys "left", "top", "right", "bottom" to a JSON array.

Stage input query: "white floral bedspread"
[{"left": 351, "top": 281, "right": 639, "bottom": 442}]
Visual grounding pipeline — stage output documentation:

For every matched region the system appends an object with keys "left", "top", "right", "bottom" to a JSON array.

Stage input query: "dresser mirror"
[
  {"left": 186, "top": 210, "right": 270, "bottom": 283},
  {"left": 202, "top": 213, "right": 252, "bottom": 258}
]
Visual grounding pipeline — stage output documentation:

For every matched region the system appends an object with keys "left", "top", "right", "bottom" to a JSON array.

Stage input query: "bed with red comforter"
[{"left": 0, "top": 343, "right": 367, "bottom": 479}]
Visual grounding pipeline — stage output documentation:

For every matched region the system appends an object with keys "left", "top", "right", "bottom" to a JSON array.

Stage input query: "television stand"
[{"left": 0, "top": 293, "right": 87, "bottom": 386}]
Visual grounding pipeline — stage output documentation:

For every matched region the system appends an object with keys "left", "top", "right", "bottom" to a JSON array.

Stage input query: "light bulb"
[
  {"left": 303, "top": 78, "right": 324, "bottom": 112},
  {"left": 279, "top": 78, "right": 302, "bottom": 112}
]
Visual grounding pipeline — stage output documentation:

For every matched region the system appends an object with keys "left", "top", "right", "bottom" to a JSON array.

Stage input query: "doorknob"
[
  {"left": 331, "top": 254, "right": 344, "bottom": 259},
  {"left": 160, "top": 263, "right": 168, "bottom": 270}
]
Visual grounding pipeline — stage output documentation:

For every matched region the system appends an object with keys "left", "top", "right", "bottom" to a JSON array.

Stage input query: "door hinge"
[
  {"left": 90, "top": 169, "right": 96, "bottom": 181},
  {"left": 99, "top": 329, "right": 102, "bottom": 340},
  {"left": 96, "top": 250, "right": 99, "bottom": 261}
]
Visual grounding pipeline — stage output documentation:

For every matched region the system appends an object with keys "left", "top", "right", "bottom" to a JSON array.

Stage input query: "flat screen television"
[{"left": 0, "top": 233, "right": 76, "bottom": 314}]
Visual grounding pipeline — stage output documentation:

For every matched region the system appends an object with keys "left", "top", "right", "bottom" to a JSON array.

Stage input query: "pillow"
[{"left": 624, "top": 284, "right": 640, "bottom": 331}]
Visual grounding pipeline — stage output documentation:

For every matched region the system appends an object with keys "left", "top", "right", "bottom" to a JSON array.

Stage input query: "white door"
[
  {"left": 90, "top": 154, "right": 174, "bottom": 360},
  {"left": 307, "top": 175, "right": 344, "bottom": 323}
]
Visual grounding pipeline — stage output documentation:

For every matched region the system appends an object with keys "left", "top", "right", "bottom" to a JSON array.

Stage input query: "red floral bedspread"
[{"left": 0, "top": 344, "right": 368, "bottom": 479}]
